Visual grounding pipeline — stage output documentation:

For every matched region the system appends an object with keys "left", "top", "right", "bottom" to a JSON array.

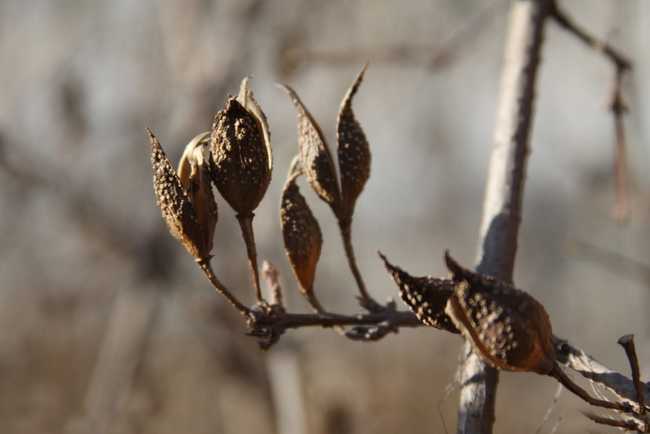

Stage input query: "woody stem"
[
  {"left": 338, "top": 220, "right": 381, "bottom": 312},
  {"left": 236, "top": 213, "right": 264, "bottom": 304},
  {"left": 197, "top": 258, "right": 250, "bottom": 317},
  {"left": 550, "top": 363, "right": 635, "bottom": 414}
]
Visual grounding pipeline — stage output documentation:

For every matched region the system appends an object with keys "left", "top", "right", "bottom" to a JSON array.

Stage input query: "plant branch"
[
  {"left": 210, "top": 260, "right": 650, "bottom": 423},
  {"left": 280, "top": 0, "right": 505, "bottom": 72},
  {"left": 456, "top": 1, "right": 552, "bottom": 433},
  {"left": 339, "top": 221, "right": 382, "bottom": 312},
  {"left": 569, "top": 240, "right": 650, "bottom": 285},
  {"left": 197, "top": 258, "right": 251, "bottom": 318},
  {"left": 583, "top": 412, "right": 645, "bottom": 432},
  {"left": 618, "top": 335, "right": 645, "bottom": 416},
  {"left": 236, "top": 213, "right": 265, "bottom": 304},
  {"left": 549, "top": 0, "right": 632, "bottom": 220}
]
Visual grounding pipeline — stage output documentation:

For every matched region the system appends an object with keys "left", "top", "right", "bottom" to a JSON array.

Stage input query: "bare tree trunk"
[{"left": 456, "top": 1, "right": 551, "bottom": 433}]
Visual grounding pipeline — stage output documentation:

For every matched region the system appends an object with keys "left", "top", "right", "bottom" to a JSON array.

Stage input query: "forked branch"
[{"left": 550, "top": 0, "right": 632, "bottom": 219}]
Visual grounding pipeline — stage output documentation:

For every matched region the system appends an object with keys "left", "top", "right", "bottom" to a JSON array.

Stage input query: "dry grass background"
[{"left": 0, "top": 1, "right": 649, "bottom": 433}]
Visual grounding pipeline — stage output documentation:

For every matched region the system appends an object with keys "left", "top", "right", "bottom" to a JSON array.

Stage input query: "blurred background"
[{"left": 0, "top": 0, "right": 649, "bottom": 433}]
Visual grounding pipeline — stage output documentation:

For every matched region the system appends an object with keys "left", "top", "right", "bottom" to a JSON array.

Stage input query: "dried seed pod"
[
  {"left": 379, "top": 252, "right": 459, "bottom": 333},
  {"left": 177, "top": 131, "right": 218, "bottom": 259},
  {"left": 281, "top": 156, "right": 323, "bottom": 308},
  {"left": 280, "top": 84, "right": 342, "bottom": 216},
  {"left": 237, "top": 77, "right": 273, "bottom": 173},
  {"left": 443, "top": 251, "right": 556, "bottom": 374},
  {"left": 210, "top": 79, "right": 272, "bottom": 217},
  {"left": 337, "top": 65, "right": 371, "bottom": 222},
  {"left": 149, "top": 129, "right": 214, "bottom": 261}
]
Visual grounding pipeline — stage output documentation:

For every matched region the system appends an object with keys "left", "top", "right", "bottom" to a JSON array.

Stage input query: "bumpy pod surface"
[
  {"left": 210, "top": 95, "right": 271, "bottom": 217},
  {"left": 337, "top": 65, "right": 371, "bottom": 222},
  {"left": 380, "top": 253, "right": 459, "bottom": 333},
  {"left": 281, "top": 84, "right": 342, "bottom": 216},
  {"left": 149, "top": 129, "right": 210, "bottom": 260},
  {"left": 177, "top": 131, "right": 218, "bottom": 259},
  {"left": 280, "top": 165, "right": 322, "bottom": 297},
  {"left": 443, "top": 252, "right": 556, "bottom": 375}
]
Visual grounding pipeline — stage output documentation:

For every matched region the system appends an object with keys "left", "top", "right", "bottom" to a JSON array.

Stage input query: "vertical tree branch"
[{"left": 456, "top": 1, "right": 551, "bottom": 433}]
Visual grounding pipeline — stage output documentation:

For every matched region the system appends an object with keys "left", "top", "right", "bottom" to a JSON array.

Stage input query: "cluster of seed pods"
[{"left": 149, "top": 68, "right": 376, "bottom": 314}]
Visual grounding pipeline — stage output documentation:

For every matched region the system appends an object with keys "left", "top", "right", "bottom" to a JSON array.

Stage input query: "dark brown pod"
[
  {"left": 280, "top": 84, "right": 342, "bottom": 216},
  {"left": 177, "top": 131, "right": 218, "bottom": 259},
  {"left": 210, "top": 79, "right": 272, "bottom": 217},
  {"left": 443, "top": 252, "right": 556, "bottom": 375},
  {"left": 337, "top": 65, "right": 371, "bottom": 222},
  {"left": 149, "top": 129, "right": 213, "bottom": 261},
  {"left": 379, "top": 252, "right": 459, "bottom": 333},
  {"left": 280, "top": 157, "right": 323, "bottom": 306}
]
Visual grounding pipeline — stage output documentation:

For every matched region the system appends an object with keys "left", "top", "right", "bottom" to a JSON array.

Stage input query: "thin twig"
[
  {"left": 339, "top": 221, "right": 381, "bottom": 312},
  {"left": 281, "top": 0, "right": 505, "bottom": 71},
  {"left": 549, "top": 2, "right": 631, "bottom": 70},
  {"left": 549, "top": 0, "right": 632, "bottom": 220},
  {"left": 262, "top": 260, "right": 284, "bottom": 309},
  {"left": 197, "top": 258, "right": 251, "bottom": 317},
  {"left": 236, "top": 213, "right": 265, "bottom": 304},
  {"left": 611, "top": 67, "right": 629, "bottom": 220},
  {"left": 245, "top": 304, "right": 419, "bottom": 349},
  {"left": 618, "top": 335, "right": 646, "bottom": 416},
  {"left": 583, "top": 411, "right": 644, "bottom": 432},
  {"left": 549, "top": 364, "right": 634, "bottom": 413},
  {"left": 568, "top": 240, "right": 650, "bottom": 285}
]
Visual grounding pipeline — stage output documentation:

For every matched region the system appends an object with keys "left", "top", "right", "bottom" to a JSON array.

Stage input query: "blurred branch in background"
[
  {"left": 277, "top": 0, "right": 506, "bottom": 78},
  {"left": 0, "top": 132, "right": 173, "bottom": 434},
  {"left": 569, "top": 240, "right": 650, "bottom": 286},
  {"left": 549, "top": 0, "right": 633, "bottom": 221}
]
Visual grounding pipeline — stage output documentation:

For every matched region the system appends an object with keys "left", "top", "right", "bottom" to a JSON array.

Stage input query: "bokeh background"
[{"left": 1, "top": 1, "right": 649, "bottom": 433}]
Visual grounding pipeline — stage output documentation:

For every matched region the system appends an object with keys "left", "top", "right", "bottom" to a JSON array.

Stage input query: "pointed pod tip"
[
  {"left": 277, "top": 83, "right": 304, "bottom": 108},
  {"left": 146, "top": 127, "right": 157, "bottom": 142},
  {"left": 147, "top": 128, "right": 162, "bottom": 151},
  {"left": 237, "top": 76, "right": 253, "bottom": 106},
  {"left": 275, "top": 82, "right": 290, "bottom": 91},
  {"left": 343, "top": 64, "right": 369, "bottom": 104},
  {"left": 359, "top": 62, "right": 369, "bottom": 79},
  {"left": 377, "top": 251, "right": 400, "bottom": 275},
  {"left": 377, "top": 250, "right": 390, "bottom": 266},
  {"left": 443, "top": 250, "right": 464, "bottom": 279}
]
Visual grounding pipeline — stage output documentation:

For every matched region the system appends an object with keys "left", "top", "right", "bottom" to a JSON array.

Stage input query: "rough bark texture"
[{"left": 456, "top": 1, "right": 552, "bottom": 433}]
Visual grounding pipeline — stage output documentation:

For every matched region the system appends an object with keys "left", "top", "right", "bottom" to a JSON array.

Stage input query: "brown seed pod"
[
  {"left": 443, "top": 251, "right": 556, "bottom": 375},
  {"left": 280, "top": 84, "right": 342, "bottom": 217},
  {"left": 177, "top": 131, "right": 218, "bottom": 259},
  {"left": 337, "top": 65, "right": 371, "bottom": 222},
  {"left": 379, "top": 252, "right": 459, "bottom": 333},
  {"left": 149, "top": 129, "right": 213, "bottom": 261},
  {"left": 210, "top": 79, "right": 272, "bottom": 217},
  {"left": 280, "top": 157, "right": 323, "bottom": 309}
]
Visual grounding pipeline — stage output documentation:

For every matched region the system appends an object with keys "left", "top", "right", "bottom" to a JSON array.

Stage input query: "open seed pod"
[
  {"left": 380, "top": 252, "right": 458, "bottom": 333},
  {"left": 337, "top": 65, "right": 371, "bottom": 223},
  {"left": 149, "top": 129, "right": 216, "bottom": 262},
  {"left": 280, "top": 156, "right": 323, "bottom": 310},
  {"left": 210, "top": 78, "right": 272, "bottom": 217},
  {"left": 280, "top": 84, "right": 342, "bottom": 217},
  {"left": 443, "top": 251, "right": 556, "bottom": 375},
  {"left": 177, "top": 131, "right": 218, "bottom": 259}
]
